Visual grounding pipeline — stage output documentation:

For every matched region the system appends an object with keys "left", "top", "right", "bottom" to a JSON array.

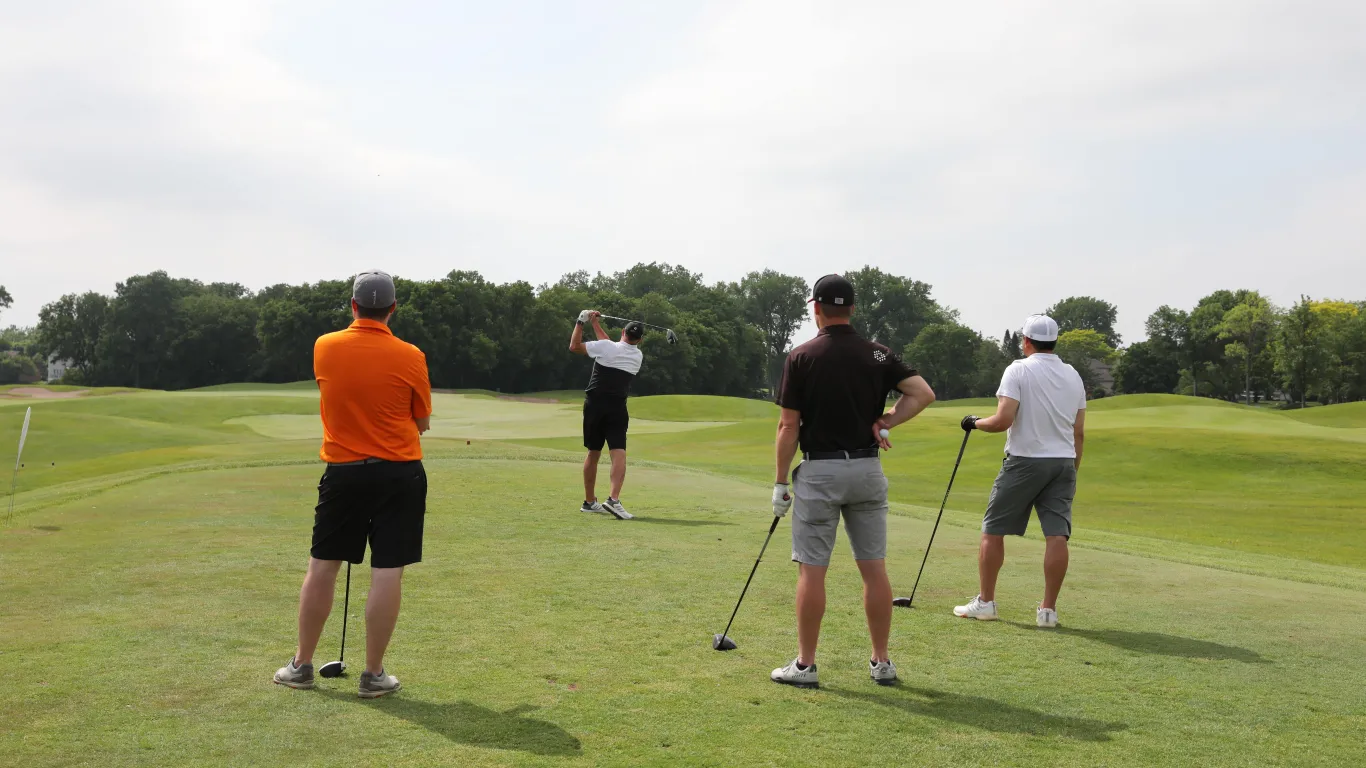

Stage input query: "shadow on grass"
[
  {"left": 634, "top": 517, "right": 734, "bottom": 527},
  {"left": 825, "top": 686, "right": 1126, "bottom": 742},
  {"left": 33, "top": 526, "right": 61, "bottom": 532},
  {"left": 1006, "top": 622, "right": 1268, "bottom": 663},
  {"left": 318, "top": 690, "right": 581, "bottom": 756}
]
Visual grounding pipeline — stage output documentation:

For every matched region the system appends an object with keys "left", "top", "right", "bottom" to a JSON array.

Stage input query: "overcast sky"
[{"left": 2, "top": 0, "right": 1364, "bottom": 345}]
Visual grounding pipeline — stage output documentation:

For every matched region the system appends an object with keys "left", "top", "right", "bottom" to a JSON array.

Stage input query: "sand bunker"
[{"left": 1, "top": 388, "right": 91, "bottom": 399}]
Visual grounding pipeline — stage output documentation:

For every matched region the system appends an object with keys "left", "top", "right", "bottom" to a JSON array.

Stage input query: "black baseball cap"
[
  {"left": 624, "top": 321, "right": 645, "bottom": 341},
  {"left": 811, "top": 274, "right": 855, "bottom": 307}
]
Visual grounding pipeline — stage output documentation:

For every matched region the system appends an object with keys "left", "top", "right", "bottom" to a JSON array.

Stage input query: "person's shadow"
[
  {"left": 318, "top": 690, "right": 581, "bottom": 757},
  {"left": 634, "top": 517, "right": 733, "bottom": 527},
  {"left": 1006, "top": 622, "right": 1268, "bottom": 663},
  {"left": 824, "top": 686, "right": 1126, "bottom": 741}
]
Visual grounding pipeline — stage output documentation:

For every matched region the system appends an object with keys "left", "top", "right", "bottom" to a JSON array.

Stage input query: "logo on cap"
[{"left": 873, "top": 350, "right": 887, "bottom": 363}]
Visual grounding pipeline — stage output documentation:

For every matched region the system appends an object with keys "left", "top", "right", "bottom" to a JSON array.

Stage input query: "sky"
[{"left": 2, "top": 0, "right": 1364, "bottom": 346}]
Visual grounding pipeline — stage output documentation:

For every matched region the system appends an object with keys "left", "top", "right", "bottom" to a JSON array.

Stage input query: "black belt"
[
  {"left": 802, "top": 448, "right": 880, "bottom": 461},
  {"left": 328, "top": 457, "right": 389, "bottom": 468}
]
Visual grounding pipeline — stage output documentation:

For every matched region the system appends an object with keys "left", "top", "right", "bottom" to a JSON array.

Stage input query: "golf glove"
[
  {"left": 577, "top": 310, "right": 592, "bottom": 325},
  {"left": 772, "top": 483, "right": 792, "bottom": 518},
  {"left": 961, "top": 415, "right": 978, "bottom": 432}
]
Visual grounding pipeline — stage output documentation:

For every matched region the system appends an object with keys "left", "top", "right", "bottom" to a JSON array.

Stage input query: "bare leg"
[
  {"left": 608, "top": 448, "right": 626, "bottom": 499},
  {"left": 365, "top": 567, "right": 404, "bottom": 675},
  {"left": 979, "top": 534, "right": 1006, "bottom": 602},
  {"left": 294, "top": 557, "right": 342, "bottom": 665},
  {"left": 1042, "top": 536, "right": 1069, "bottom": 610},
  {"left": 583, "top": 450, "right": 601, "bottom": 501},
  {"left": 856, "top": 559, "right": 892, "bottom": 662},
  {"left": 796, "top": 563, "right": 828, "bottom": 666}
]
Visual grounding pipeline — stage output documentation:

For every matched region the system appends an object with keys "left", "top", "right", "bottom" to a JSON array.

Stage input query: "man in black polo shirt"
[
  {"left": 569, "top": 310, "right": 644, "bottom": 520},
  {"left": 769, "top": 274, "right": 936, "bottom": 688}
]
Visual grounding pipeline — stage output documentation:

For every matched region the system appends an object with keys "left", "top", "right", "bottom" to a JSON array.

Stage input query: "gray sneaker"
[
  {"left": 273, "top": 658, "right": 315, "bottom": 690},
  {"left": 603, "top": 498, "right": 634, "bottom": 520},
  {"left": 358, "top": 669, "right": 401, "bottom": 699},
  {"left": 870, "top": 659, "right": 898, "bottom": 686},
  {"left": 580, "top": 500, "right": 605, "bottom": 514}
]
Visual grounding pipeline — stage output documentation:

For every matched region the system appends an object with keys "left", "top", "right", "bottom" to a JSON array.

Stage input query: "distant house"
[
  {"left": 1088, "top": 360, "right": 1115, "bottom": 396},
  {"left": 47, "top": 354, "right": 76, "bottom": 382}
]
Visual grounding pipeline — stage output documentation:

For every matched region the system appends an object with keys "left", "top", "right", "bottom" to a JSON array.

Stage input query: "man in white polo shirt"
[{"left": 953, "top": 314, "right": 1086, "bottom": 628}]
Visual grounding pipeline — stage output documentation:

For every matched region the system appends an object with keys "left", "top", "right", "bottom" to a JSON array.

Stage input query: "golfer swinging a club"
[
  {"left": 569, "top": 310, "right": 644, "bottom": 520},
  {"left": 955, "top": 314, "right": 1086, "bottom": 628},
  {"left": 770, "top": 274, "right": 936, "bottom": 688},
  {"left": 274, "top": 270, "right": 432, "bottom": 698}
]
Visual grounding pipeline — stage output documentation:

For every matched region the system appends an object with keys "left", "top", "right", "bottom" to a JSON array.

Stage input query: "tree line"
[{"left": 11, "top": 273, "right": 1365, "bottom": 406}]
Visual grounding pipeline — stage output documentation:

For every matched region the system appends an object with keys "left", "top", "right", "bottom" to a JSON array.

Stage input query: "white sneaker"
[
  {"left": 603, "top": 498, "right": 634, "bottom": 520},
  {"left": 953, "top": 595, "right": 998, "bottom": 621},
  {"left": 580, "top": 501, "right": 605, "bottom": 514},
  {"left": 1037, "top": 606, "right": 1059, "bottom": 628},
  {"left": 770, "top": 658, "right": 819, "bottom": 689},
  {"left": 869, "top": 659, "right": 898, "bottom": 686}
]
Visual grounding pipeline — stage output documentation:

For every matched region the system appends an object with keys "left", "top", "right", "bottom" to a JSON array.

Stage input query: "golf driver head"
[
  {"left": 891, "top": 597, "right": 914, "bottom": 608},
  {"left": 712, "top": 633, "right": 737, "bottom": 651},
  {"left": 665, "top": 329, "right": 679, "bottom": 345},
  {"left": 318, "top": 660, "right": 346, "bottom": 678}
]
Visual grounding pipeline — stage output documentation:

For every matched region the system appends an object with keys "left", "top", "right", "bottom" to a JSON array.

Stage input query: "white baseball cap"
[{"left": 1021, "top": 314, "right": 1059, "bottom": 342}]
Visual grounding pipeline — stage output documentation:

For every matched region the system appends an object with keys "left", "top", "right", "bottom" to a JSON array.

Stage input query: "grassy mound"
[
  {"left": 1280, "top": 401, "right": 1366, "bottom": 428},
  {"left": 628, "top": 394, "right": 776, "bottom": 422}
]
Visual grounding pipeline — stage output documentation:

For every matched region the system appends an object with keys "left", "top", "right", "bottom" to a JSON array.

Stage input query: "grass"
[{"left": 1, "top": 386, "right": 1365, "bottom": 766}]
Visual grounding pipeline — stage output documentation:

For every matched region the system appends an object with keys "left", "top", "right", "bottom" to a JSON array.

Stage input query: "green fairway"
[{"left": 2, "top": 386, "right": 1364, "bottom": 766}]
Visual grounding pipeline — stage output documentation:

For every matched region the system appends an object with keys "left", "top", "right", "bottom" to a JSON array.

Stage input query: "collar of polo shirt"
[{"left": 352, "top": 318, "right": 394, "bottom": 334}]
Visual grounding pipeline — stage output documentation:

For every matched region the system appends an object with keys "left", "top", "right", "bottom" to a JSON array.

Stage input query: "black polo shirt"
[{"left": 776, "top": 324, "right": 918, "bottom": 453}]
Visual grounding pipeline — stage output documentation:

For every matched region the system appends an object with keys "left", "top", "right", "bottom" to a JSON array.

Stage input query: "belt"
[
  {"left": 802, "top": 448, "right": 880, "bottom": 461},
  {"left": 327, "top": 457, "right": 389, "bottom": 467}
]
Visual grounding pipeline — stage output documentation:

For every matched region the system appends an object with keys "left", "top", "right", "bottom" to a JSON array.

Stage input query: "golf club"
[
  {"left": 598, "top": 314, "right": 680, "bottom": 345},
  {"left": 318, "top": 563, "right": 350, "bottom": 678},
  {"left": 712, "top": 515, "right": 782, "bottom": 651},
  {"left": 893, "top": 429, "right": 972, "bottom": 608}
]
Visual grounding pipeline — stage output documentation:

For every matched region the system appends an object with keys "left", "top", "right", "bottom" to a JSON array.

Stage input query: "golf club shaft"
[
  {"left": 5, "top": 467, "right": 16, "bottom": 524},
  {"left": 599, "top": 315, "right": 672, "bottom": 333},
  {"left": 719, "top": 515, "right": 782, "bottom": 642},
  {"left": 906, "top": 430, "right": 972, "bottom": 605},
  {"left": 339, "top": 562, "right": 350, "bottom": 662}
]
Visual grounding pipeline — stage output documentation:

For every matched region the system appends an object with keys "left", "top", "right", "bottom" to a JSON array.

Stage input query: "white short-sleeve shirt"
[
  {"left": 996, "top": 353, "right": 1087, "bottom": 458},
  {"left": 584, "top": 340, "right": 643, "bottom": 375}
]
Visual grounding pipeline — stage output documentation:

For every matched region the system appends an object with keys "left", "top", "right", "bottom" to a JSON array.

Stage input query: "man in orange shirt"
[{"left": 274, "top": 270, "right": 432, "bottom": 699}]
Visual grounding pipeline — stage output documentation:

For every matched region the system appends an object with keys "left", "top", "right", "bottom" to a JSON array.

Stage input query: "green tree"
[
  {"left": 736, "top": 270, "right": 808, "bottom": 392},
  {"left": 1274, "top": 296, "right": 1322, "bottom": 408},
  {"left": 1045, "top": 296, "right": 1122, "bottom": 347},
  {"left": 1216, "top": 293, "right": 1275, "bottom": 406},
  {"left": 844, "top": 266, "right": 956, "bottom": 352},
  {"left": 1055, "top": 329, "right": 1116, "bottom": 394},
  {"left": 0, "top": 285, "right": 12, "bottom": 322},
  {"left": 1114, "top": 340, "right": 1180, "bottom": 394},
  {"left": 1000, "top": 330, "right": 1022, "bottom": 361},
  {"left": 905, "top": 324, "right": 985, "bottom": 400},
  {"left": 36, "top": 291, "right": 110, "bottom": 375}
]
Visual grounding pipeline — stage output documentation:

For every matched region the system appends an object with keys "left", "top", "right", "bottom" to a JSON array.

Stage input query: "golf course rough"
[{"left": 1, "top": 386, "right": 1364, "bottom": 767}]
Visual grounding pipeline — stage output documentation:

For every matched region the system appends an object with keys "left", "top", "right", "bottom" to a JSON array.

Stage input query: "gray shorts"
[
  {"left": 791, "top": 457, "right": 889, "bottom": 567},
  {"left": 982, "top": 455, "right": 1076, "bottom": 538}
]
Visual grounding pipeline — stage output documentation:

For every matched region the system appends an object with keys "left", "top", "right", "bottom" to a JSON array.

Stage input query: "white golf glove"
[
  {"left": 772, "top": 483, "right": 792, "bottom": 518},
  {"left": 577, "top": 310, "right": 592, "bottom": 325}
]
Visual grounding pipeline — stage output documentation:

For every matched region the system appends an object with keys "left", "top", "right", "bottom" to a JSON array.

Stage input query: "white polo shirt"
[{"left": 997, "top": 353, "right": 1087, "bottom": 458}]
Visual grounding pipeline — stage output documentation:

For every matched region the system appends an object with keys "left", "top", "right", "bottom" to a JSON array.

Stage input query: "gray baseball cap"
[{"left": 352, "top": 270, "right": 396, "bottom": 309}]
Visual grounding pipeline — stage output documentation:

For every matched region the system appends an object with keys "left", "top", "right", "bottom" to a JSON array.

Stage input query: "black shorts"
[
  {"left": 311, "top": 460, "right": 427, "bottom": 568},
  {"left": 583, "top": 396, "right": 629, "bottom": 451}
]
